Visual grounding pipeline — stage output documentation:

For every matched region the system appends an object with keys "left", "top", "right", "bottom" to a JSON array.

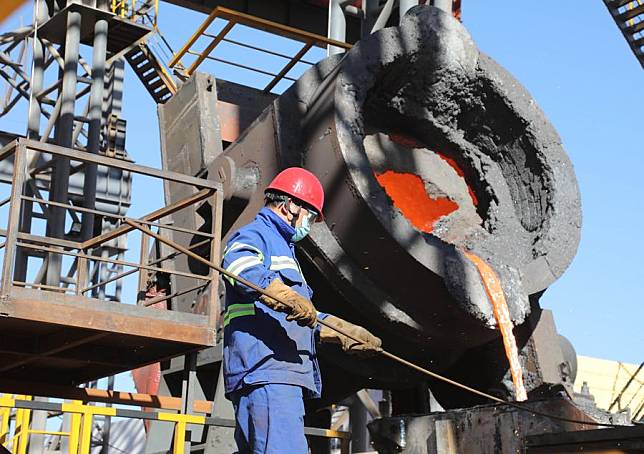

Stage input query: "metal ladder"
[
  {"left": 603, "top": 0, "right": 644, "bottom": 68},
  {"left": 125, "top": 41, "right": 177, "bottom": 104}
]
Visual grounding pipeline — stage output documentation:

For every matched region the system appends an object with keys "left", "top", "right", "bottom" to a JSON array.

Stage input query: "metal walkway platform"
[{"left": 0, "top": 139, "right": 222, "bottom": 386}]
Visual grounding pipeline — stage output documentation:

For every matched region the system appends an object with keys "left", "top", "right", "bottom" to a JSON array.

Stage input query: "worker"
[{"left": 222, "top": 167, "right": 382, "bottom": 453}]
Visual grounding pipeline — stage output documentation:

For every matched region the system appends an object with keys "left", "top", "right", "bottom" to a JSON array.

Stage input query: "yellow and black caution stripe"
[{"left": 0, "top": 395, "right": 349, "bottom": 454}]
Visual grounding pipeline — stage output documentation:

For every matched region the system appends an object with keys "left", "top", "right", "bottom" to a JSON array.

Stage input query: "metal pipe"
[
  {"left": 81, "top": 15, "right": 109, "bottom": 241},
  {"left": 47, "top": 9, "right": 81, "bottom": 286},
  {"left": 327, "top": 0, "right": 347, "bottom": 56},
  {"left": 27, "top": 0, "right": 48, "bottom": 139}
]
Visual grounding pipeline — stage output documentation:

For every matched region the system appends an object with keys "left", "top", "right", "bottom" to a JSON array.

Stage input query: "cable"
[{"left": 124, "top": 218, "right": 633, "bottom": 429}]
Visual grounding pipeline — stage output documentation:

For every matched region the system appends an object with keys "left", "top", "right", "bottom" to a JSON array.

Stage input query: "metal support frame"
[
  {"left": 168, "top": 6, "right": 352, "bottom": 92},
  {"left": 0, "top": 139, "right": 222, "bottom": 352},
  {"left": 0, "top": 141, "right": 226, "bottom": 411}
]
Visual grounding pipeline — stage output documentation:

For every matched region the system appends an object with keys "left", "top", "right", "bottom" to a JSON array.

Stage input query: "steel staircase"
[
  {"left": 125, "top": 41, "right": 177, "bottom": 104},
  {"left": 604, "top": 0, "right": 644, "bottom": 68}
]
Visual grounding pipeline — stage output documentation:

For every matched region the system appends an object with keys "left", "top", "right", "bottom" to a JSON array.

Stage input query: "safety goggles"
[{"left": 287, "top": 199, "right": 320, "bottom": 223}]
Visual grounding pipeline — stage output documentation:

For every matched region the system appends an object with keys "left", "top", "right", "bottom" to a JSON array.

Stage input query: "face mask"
[{"left": 292, "top": 212, "right": 313, "bottom": 242}]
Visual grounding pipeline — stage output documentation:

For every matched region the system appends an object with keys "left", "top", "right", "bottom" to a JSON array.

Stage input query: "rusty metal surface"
[
  {"left": 207, "top": 5, "right": 582, "bottom": 407},
  {"left": 526, "top": 424, "right": 644, "bottom": 453},
  {"left": 368, "top": 398, "right": 604, "bottom": 454},
  {"left": 157, "top": 72, "right": 223, "bottom": 314},
  {"left": 0, "top": 139, "right": 221, "bottom": 386}
]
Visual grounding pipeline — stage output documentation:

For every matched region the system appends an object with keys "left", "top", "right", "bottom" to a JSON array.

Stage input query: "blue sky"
[{"left": 2, "top": 0, "right": 642, "bottom": 371}]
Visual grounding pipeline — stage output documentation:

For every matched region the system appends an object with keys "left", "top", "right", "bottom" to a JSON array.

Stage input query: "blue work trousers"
[{"left": 231, "top": 384, "right": 308, "bottom": 454}]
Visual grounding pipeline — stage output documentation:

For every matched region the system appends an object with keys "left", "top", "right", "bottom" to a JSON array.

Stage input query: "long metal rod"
[
  {"left": 205, "top": 55, "right": 297, "bottom": 81},
  {"left": 220, "top": 37, "right": 316, "bottom": 65},
  {"left": 124, "top": 218, "right": 628, "bottom": 429},
  {"left": 143, "top": 281, "right": 208, "bottom": 307}
]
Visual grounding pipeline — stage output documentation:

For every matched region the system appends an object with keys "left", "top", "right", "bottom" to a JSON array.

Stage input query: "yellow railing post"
[
  {"left": 158, "top": 413, "right": 205, "bottom": 454},
  {"left": 0, "top": 395, "right": 11, "bottom": 446},
  {"left": 68, "top": 406, "right": 82, "bottom": 454},
  {"left": 62, "top": 402, "right": 117, "bottom": 454},
  {"left": 173, "top": 421, "right": 186, "bottom": 454},
  {"left": 13, "top": 395, "right": 32, "bottom": 454}
]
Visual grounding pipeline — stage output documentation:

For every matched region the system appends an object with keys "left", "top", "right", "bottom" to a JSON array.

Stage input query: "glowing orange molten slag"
[{"left": 375, "top": 171, "right": 459, "bottom": 233}]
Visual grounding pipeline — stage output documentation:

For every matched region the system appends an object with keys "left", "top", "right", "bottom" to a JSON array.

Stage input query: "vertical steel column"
[
  {"left": 27, "top": 0, "right": 49, "bottom": 139},
  {"left": 399, "top": 0, "right": 418, "bottom": 20},
  {"left": 181, "top": 353, "right": 198, "bottom": 452},
  {"left": 46, "top": 7, "right": 82, "bottom": 286},
  {"left": 349, "top": 396, "right": 370, "bottom": 452},
  {"left": 327, "top": 0, "right": 346, "bottom": 56},
  {"left": 81, "top": 0, "right": 109, "bottom": 242},
  {"left": 15, "top": 0, "right": 50, "bottom": 283},
  {"left": 431, "top": 0, "right": 452, "bottom": 13},
  {"left": 2, "top": 145, "right": 27, "bottom": 294},
  {"left": 101, "top": 375, "right": 115, "bottom": 453}
]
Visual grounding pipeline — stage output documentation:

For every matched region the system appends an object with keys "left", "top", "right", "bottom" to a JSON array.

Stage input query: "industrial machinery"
[
  {"left": 0, "top": 0, "right": 642, "bottom": 453},
  {"left": 199, "top": 5, "right": 582, "bottom": 408}
]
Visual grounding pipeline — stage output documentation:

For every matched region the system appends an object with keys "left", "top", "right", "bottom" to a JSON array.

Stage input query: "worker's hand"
[
  {"left": 260, "top": 279, "right": 317, "bottom": 327},
  {"left": 320, "top": 316, "right": 382, "bottom": 356}
]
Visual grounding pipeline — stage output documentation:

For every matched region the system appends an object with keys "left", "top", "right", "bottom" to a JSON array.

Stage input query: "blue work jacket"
[{"left": 221, "top": 207, "right": 328, "bottom": 399}]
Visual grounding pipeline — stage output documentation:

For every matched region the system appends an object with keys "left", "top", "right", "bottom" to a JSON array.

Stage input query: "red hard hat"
[{"left": 265, "top": 167, "right": 325, "bottom": 217}]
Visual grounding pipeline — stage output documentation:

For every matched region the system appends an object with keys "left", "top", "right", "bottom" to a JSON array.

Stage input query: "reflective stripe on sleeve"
[
  {"left": 224, "top": 255, "right": 263, "bottom": 285},
  {"left": 223, "top": 303, "right": 256, "bottom": 326},
  {"left": 223, "top": 242, "right": 264, "bottom": 261},
  {"left": 269, "top": 256, "right": 300, "bottom": 273}
]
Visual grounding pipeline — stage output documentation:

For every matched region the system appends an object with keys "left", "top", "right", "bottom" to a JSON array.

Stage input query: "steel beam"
[
  {"left": 47, "top": 8, "right": 82, "bottom": 286},
  {"left": 81, "top": 12, "right": 109, "bottom": 241},
  {"left": 327, "top": 0, "right": 347, "bottom": 55}
]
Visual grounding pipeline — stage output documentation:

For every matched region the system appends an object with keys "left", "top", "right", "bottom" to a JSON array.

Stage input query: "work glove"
[
  {"left": 260, "top": 278, "right": 317, "bottom": 327},
  {"left": 320, "top": 315, "right": 382, "bottom": 356}
]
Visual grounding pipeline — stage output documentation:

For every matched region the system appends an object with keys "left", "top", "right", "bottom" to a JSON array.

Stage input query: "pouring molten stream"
[
  {"left": 463, "top": 253, "right": 528, "bottom": 401},
  {"left": 376, "top": 157, "right": 528, "bottom": 402}
]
